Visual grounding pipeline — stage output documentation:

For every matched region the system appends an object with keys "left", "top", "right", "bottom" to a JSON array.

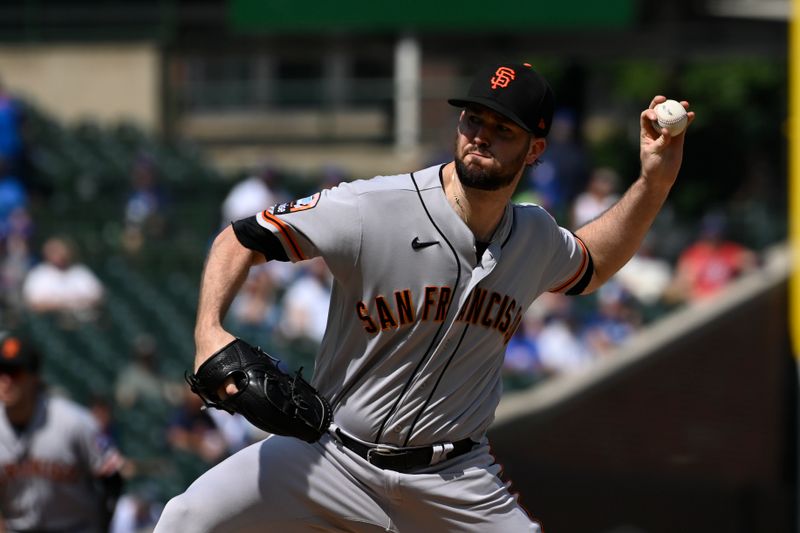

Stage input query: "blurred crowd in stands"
[{"left": 0, "top": 82, "right": 774, "bottom": 529}]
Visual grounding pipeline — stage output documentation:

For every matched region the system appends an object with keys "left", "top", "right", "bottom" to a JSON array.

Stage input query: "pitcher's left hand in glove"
[{"left": 186, "top": 338, "right": 332, "bottom": 443}]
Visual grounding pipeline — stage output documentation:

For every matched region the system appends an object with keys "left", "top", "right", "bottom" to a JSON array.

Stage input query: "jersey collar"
[{"left": 426, "top": 163, "right": 516, "bottom": 249}]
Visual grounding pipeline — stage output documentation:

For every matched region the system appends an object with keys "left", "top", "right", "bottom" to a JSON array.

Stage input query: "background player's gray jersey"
[
  {"left": 0, "top": 392, "right": 117, "bottom": 532},
  {"left": 250, "top": 164, "right": 589, "bottom": 447}
]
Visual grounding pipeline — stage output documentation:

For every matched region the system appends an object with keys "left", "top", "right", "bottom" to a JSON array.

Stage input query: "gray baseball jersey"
[
  {"left": 236, "top": 163, "right": 589, "bottom": 446},
  {"left": 0, "top": 391, "right": 120, "bottom": 533},
  {"left": 156, "top": 163, "right": 589, "bottom": 532}
]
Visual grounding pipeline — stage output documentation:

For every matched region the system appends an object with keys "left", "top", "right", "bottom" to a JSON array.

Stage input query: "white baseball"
[{"left": 652, "top": 99, "right": 688, "bottom": 136}]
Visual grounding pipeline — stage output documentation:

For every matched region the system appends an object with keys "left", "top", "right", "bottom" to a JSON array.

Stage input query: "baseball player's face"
[
  {"left": 454, "top": 105, "right": 544, "bottom": 191},
  {"left": 0, "top": 369, "right": 35, "bottom": 407}
]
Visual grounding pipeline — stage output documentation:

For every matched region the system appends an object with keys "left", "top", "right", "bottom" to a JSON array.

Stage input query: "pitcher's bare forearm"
[
  {"left": 194, "top": 225, "right": 265, "bottom": 370},
  {"left": 576, "top": 176, "right": 672, "bottom": 292},
  {"left": 576, "top": 96, "right": 694, "bottom": 294}
]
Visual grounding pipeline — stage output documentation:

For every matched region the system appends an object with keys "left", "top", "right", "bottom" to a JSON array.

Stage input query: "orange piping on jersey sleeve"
[
  {"left": 260, "top": 210, "right": 306, "bottom": 261},
  {"left": 549, "top": 236, "right": 588, "bottom": 293}
]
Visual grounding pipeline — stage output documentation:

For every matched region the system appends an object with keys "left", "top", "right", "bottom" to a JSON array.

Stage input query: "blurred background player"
[{"left": 0, "top": 332, "right": 125, "bottom": 533}]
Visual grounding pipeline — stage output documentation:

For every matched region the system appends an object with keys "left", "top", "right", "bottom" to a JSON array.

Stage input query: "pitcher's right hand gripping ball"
[{"left": 186, "top": 338, "right": 332, "bottom": 443}]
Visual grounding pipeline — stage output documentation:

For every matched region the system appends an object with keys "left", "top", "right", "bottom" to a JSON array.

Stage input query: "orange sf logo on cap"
[
  {"left": 2, "top": 337, "right": 20, "bottom": 360},
  {"left": 491, "top": 67, "right": 515, "bottom": 89}
]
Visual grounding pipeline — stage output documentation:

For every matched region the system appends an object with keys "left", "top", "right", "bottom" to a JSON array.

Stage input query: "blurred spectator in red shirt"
[{"left": 666, "top": 212, "right": 758, "bottom": 303}]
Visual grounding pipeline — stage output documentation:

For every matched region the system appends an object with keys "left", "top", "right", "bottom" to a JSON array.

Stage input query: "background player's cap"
[
  {"left": 448, "top": 62, "right": 555, "bottom": 137},
  {"left": 0, "top": 332, "right": 41, "bottom": 374}
]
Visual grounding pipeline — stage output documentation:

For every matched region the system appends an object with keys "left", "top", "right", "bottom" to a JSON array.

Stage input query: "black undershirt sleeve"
[
  {"left": 565, "top": 236, "right": 594, "bottom": 296},
  {"left": 231, "top": 216, "right": 290, "bottom": 262}
]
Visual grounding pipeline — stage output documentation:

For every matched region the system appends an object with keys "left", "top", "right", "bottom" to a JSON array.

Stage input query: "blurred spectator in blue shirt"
[
  {"left": 0, "top": 78, "right": 25, "bottom": 178},
  {"left": 503, "top": 317, "right": 544, "bottom": 391},
  {"left": 582, "top": 282, "right": 641, "bottom": 357},
  {"left": 0, "top": 157, "right": 27, "bottom": 237},
  {"left": 523, "top": 109, "right": 590, "bottom": 219},
  {"left": 122, "top": 154, "right": 169, "bottom": 256},
  {"left": 0, "top": 203, "right": 33, "bottom": 321}
]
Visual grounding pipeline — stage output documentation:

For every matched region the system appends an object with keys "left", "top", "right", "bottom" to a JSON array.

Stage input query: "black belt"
[{"left": 334, "top": 428, "right": 476, "bottom": 473}]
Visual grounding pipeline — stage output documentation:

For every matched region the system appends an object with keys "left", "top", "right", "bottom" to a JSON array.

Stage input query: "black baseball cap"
[
  {"left": 0, "top": 332, "right": 41, "bottom": 374},
  {"left": 448, "top": 62, "right": 555, "bottom": 137}
]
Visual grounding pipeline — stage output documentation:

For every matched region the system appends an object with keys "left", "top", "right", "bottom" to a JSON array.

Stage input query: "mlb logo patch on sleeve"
[{"left": 270, "top": 192, "right": 321, "bottom": 215}]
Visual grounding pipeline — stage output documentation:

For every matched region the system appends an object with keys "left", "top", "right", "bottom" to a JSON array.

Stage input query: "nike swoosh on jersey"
[{"left": 411, "top": 237, "right": 440, "bottom": 250}]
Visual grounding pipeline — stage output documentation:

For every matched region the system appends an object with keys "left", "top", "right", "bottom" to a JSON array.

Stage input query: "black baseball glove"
[{"left": 186, "top": 338, "right": 332, "bottom": 443}]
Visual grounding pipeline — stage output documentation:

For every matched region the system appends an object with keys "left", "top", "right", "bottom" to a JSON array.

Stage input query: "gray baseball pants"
[{"left": 154, "top": 432, "right": 541, "bottom": 532}]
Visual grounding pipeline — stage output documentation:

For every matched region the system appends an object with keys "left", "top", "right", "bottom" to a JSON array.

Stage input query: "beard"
[{"left": 453, "top": 141, "right": 529, "bottom": 192}]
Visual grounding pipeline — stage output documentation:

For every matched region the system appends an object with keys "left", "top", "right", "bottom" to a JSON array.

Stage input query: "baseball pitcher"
[{"left": 155, "top": 62, "right": 694, "bottom": 532}]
